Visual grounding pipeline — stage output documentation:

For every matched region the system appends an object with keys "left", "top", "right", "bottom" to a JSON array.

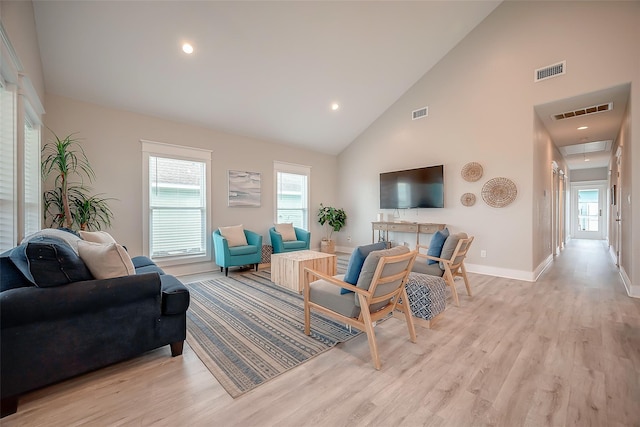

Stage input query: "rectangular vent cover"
[
  {"left": 535, "top": 61, "right": 566, "bottom": 82},
  {"left": 412, "top": 106, "right": 428, "bottom": 120},
  {"left": 552, "top": 102, "right": 613, "bottom": 121}
]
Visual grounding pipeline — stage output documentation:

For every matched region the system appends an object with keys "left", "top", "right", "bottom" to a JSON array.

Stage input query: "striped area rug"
[{"left": 185, "top": 267, "right": 358, "bottom": 398}]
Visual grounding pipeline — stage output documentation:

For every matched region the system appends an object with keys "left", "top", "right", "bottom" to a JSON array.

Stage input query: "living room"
[{"left": 1, "top": 1, "right": 639, "bottom": 425}]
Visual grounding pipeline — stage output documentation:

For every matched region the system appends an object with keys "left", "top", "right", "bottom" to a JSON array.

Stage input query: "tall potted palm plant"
[
  {"left": 317, "top": 203, "right": 347, "bottom": 254},
  {"left": 41, "top": 132, "right": 114, "bottom": 231}
]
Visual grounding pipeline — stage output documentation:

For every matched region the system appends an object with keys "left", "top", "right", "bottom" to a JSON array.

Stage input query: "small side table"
[{"left": 271, "top": 250, "right": 337, "bottom": 294}]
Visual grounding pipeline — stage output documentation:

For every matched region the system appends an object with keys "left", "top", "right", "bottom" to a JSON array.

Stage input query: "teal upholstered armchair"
[
  {"left": 269, "top": 226, "right": 311, "bottom": 254},
  {"left": 213, "top": 227, "right": 263, "bottom": 276}
]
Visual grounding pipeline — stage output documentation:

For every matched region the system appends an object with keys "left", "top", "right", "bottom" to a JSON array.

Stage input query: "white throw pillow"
[
  {"left": 275, "top": 223, "right": 297, "bottom": 241},
  {"left": 79, "top": 230, "right": 117, "bottom": 244},
  {"left": 77, "top": 241, "right": 135, "bottom": 280},
  {"left": 219, "top": 225, "right": 248, "bottom": 247}
]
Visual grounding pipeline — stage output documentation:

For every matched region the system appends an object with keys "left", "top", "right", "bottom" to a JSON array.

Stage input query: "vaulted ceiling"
[
  {"left": 33, "top": 1, "right": 501, "bottom": 155},
  {"left": 32, "top": 1, "right": 625, "bottom": 169}
]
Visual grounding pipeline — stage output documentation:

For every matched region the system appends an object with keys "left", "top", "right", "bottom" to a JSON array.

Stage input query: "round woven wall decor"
[
  {"left": 460, "top": 193, "right": 476, "bottom": 207},
  {"left": 482, "top": 177, "right": 517, "bottom": 208},
  {"left": 461, "top": 162, "right": 483, "bottom": 182}
]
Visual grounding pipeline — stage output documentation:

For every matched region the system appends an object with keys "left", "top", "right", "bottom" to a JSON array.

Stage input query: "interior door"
[{"left": 573, "top": 184, "right": 606, "bottom": 239}]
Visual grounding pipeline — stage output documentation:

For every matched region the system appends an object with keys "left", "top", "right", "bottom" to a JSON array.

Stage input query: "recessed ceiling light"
[
  {"left": 331, "top": 103, "right": 340, "bottom": 111},
  {"left": 577, "top": 126, "right": 588, "bottom": 130},
  {"left": 182, "top": 43, "right": 194, "bottom": 54}
]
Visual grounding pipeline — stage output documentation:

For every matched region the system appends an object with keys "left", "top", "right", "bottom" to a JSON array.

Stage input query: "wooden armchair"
[
  {"left": 414, "top": 233, "right": 474, "bottom": 306},
  {"left": 303, "top": 246, "right": 417, "bottom": 370}
]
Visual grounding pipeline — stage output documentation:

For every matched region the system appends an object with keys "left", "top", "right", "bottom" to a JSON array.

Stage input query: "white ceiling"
[
  {"left": 33, "top": 1, "right": 502, "bottom": 155},
  {"left": 535, "top": 83, "right": 630, "bottom": 170},
  {"left": 33, "top": 1, "right": 626, "bottom": 168}
]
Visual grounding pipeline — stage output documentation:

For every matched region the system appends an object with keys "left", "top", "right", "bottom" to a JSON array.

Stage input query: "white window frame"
[
  {"left": 0, "top": 79, "right": 17, "bottom": 252},
  {"left": 273, "top": 161, "right": 311, "bottom": 230},
  {"left": 141, "top": 140, "right": 212, "bottom": 266},
  {"left": 22, "top": 100, "right": 42, "bottom": 239}
]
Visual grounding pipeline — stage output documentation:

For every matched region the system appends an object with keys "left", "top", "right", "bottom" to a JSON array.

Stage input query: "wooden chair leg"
[
  {"left": 444, "top": 268, "right": 460, "bottom": 307},
  {"left": 224, "top": 267, "right": 229, "bottom": 276},
  {"left": 461, "top": 263, "right": 472, "bottom": 296},
  {"left": 399, "top": 289, "right": 417, "bottom": 343},
  {"left": 359, "top": 295, "right": 381, "bottom": 370}
]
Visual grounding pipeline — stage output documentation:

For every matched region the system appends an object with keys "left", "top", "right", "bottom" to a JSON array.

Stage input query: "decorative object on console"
[
  {"left": 481, "top": 177, "right": 518, "bottom": 208},
  {"left": 228, "top": 170, "right": 261, "bottom": 207},
  {"left": 460, "top": 193, "right": 476, "bottom": 207},
  {"left": 461, "top": 162, "right": 483, "bottom": 182},
  {"left": 317, "top": 203, "right": 347, "bottom": 254}
]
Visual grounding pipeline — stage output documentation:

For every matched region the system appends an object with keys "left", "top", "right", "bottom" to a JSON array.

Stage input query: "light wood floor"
[{"left": 4, "top": 239, "right": 639, "bottom": 426}]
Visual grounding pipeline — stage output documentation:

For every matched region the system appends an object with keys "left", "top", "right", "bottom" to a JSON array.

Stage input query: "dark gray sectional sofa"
[{"left": 0, "top": 232, "right": 190, "bottom": 417}]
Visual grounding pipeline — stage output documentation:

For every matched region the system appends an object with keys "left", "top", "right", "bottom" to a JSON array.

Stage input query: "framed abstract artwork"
[{"left": 228, "top": 170, "right": 261, "bottom": 207}]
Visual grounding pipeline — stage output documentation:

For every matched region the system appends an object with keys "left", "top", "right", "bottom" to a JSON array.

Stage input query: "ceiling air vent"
[
  {"left": 534, "top": 61, "right": 566, "bottom": 82},
  {"left": 551, "top": 102, "right": 613, "bottom": 121},
  {"left": 412, "top": 106, "right": 428, "bottom": 120}
]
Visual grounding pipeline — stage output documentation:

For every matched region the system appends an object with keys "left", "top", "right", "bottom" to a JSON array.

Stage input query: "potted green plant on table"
[
  {"left": 42, "top": 132, "right": 114, "bottom": 231},
  {"left": 317, "top": 203, "right": 347, "bottom": 254}
]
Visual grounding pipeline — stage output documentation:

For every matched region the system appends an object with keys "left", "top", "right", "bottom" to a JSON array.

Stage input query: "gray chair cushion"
[
  {"left": 411, "top": 261, "right": 445, "bottom": 277},
  {"left": 439, "top": 232, "right": 467, "bottom": 269},
  {"left": 308, "top": 274, "right": 360, "bottom": 318},
  {"left": 355, "top": 245, "right": 410, "bottom": 309}
]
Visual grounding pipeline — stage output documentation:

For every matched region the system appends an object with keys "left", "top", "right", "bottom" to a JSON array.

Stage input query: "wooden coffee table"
[{"left": 271, "top": 250, "right": 337, "bottom": 294}]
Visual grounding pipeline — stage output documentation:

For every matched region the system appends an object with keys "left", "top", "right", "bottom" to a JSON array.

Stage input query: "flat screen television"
[{"left": 380, "top": 165, "right": 444, "bottom": 209}]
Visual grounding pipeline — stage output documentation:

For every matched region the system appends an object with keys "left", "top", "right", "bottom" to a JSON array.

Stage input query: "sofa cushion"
[
  {"left": 342, "top": 242, "right": 387, "bottom": 294},
  {"left": 426, "top": 228, "right": 449, "bottom": 265},
  {"left": 131, "top": 255, "right": 158, "bottom": 270},
  {"left": 275, "top": 223, "right": 297, "bottom": 241},
  {"left": 79, "top": 230, "right": 117, "bottom": 244},
  {"left": 24, "top": 237, "right": 94, "bottom": 287},
  {"left": 78, "top": 241, "right": 135, "bottom": 280},
  {"left": 160, "top": 274, "right": 191, "bottom": 315},
  {"left": 219, "top": 225, "right": 248, "bottom": 247}
]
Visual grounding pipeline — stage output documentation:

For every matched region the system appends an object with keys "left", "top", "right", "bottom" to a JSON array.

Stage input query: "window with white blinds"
[
  {"left": 274, "top": 161, "right": 310, "bottom": 230},
  {"left": 0, "top": 82, "right": 17, "bottom": 252},
  {"left": 142, "top": 140, "right": 212, "bottom": 265},
  {"left": 23, "top": 116, "right": 41, "bottom": 237}
]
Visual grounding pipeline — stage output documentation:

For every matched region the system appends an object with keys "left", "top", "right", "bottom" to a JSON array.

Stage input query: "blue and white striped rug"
[{"left": 185, "top": 267, "right": 358, "bottom": 398}]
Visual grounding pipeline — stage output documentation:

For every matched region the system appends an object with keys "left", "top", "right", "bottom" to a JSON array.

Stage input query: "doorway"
[{"left": 571, "top": 182, "right": 607, "bottom": 240}]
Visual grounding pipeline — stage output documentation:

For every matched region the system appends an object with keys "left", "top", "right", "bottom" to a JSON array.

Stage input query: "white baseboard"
[
  {"left": 609, "top": 246, "right": 618, "bottom": 264},
  {"left": 620, "top": 266, "right": 639, "bottom": 298},
  {"left": 465, "top": 263, "right": 539, "bottom": 282}
]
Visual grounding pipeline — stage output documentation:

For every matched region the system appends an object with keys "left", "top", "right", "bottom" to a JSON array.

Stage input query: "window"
[
  {"left": 274, "top": 161, "right": 310, "bottom": 229},
  {"left": 23, "top": 115, "right": 41, "bottom": 237},
  {"left": 0, "top": 81, "right": 17, "bottom": 252},
  {"left": 142, "top": 140, "right": 212, "bottom": 265}
]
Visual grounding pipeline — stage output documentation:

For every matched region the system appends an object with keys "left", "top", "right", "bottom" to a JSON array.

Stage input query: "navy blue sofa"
[{"left": 0, "top": 239, "right": 190, "bottom": 418}]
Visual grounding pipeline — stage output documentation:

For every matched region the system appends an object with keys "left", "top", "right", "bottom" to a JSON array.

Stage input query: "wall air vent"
[
  {"left": 551, "top": 102, "right": 613, "bottom": 121},
  {"left": 412, "top": 106, "right": 428, "bottom": 120},
  {"left": 534, "top": 61, "right": 566, "bottom": 82}
]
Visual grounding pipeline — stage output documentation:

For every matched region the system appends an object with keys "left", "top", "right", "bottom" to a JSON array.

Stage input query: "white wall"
[
  {"left": 337, "top": 1, "right": 639, "bottom": 280},
  {"left": 571, "top": 168, "right": 608, "bottom": 182},
  {"left": 0, "top": 1, "right": 45, "bottom": 103},
  {"left": 43, "top": 94, "right": 339, "bottom": 275}
]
